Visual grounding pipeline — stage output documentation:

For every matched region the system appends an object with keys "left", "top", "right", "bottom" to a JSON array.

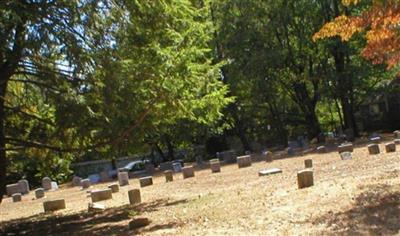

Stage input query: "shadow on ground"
[
  {"left": 314, "top": 183, "right": 400, "bottom": 235},
  {"left": 0, "top": 198, "right": 188, "bottom": 236}
]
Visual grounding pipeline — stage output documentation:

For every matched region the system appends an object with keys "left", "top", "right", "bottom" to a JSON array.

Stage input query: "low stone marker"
[
  {"left": 297, "top": 169, "right": 314, "bottom": 189},
  {"left": 128, "top": 189, "right": 141, "bottom": 205},
  {"left": 88, "top": 202, "right": 106, "bottom": 212},
  {"left": 118, "top": 172, "right": 129, "bottom": 186},
  {"left": 12, "top": 193, "right": 22, "bottom": 202},
  {"left": 258, "top": 168, "right": 282, "bottom": 177},
  {"left": 304, "top": 159, "right": 313, "bottom": 168},
  {"left": 368, "top": 144, "right": 380, "bottom": 155},
  {"left": 35, "top": 188, "right": 45, "bottom": 199},
  {"left": 43, "top": 199, "right": 66, "bottom": 212},
  {"left": 264, "top": 151, "right": 273, "bottom": 162},
  {"left": 385, "top": 142, "right": 396, "bottom": 153},
  {"left": 72, "top": 176, "right": 82, "bottom": 186},
  {"left": 394, "top": 139, "right": 400, "bottom": 145},
  {"left": 164, "top": 170, "right": 173, "bottom": 182},
  {"left": 317, "top": 146, "right": 326, "bottom": 153},
  {"left": 81, "top": 179, "right": 91, "bottom": 189},
  {"left": 91, "top": 189, "right": 112, "bottom": 202},
  {"left": 6, "top": 183, "right": 21, "bottom": 197},
  {"left": 237, "top": 155, "right": 252, "bottom": 168},
  {"left": 108, "top": 184, "right": 120, "bottom": 193},
  {"left": 182, "top": 166, "right": 195, "bottom": 179},
  {"left": 139, "top": 176, "right": 153, "bottom": 187},
  {"left": 340, "top": 151, "right": 352, "bottom": 160},
  {"left": 338, "top": 143, "right": 353, "bottom": 153},
  {"left": 18, "top": 179, "right": 29, "bottom": 194},
  {"left": 42, "top": 177, "right": 52, "bottom": 191},
  {"left": 209, "top": 159, "right": 221, "bottom": 173}
]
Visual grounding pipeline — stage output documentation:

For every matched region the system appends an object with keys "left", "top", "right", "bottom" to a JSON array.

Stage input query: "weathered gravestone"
[
  {"left": 139, "top": 176, "right": 153, "bottom": 187},
  {"left": 304, "top": 159, "right": 313, "bottom": 168},
  {"left": 297, "top": 169, "right": 314, "bottom": 189},
  {"left": 164, "top": 170, "right": 173, "bottom": 182},
  {"left": 81, "top": 179, "right": 91, "bottom": 189},
  {"left": 108, "top": 184, "right": 119, "bottom": 193},
  {"left": 394, "top": 139, "right": 400, "bottom": 145},
  {"left": 18, "top": 179, "right": 29, "bottom": 194},
  {"left": 368, "top": 144, "right": 380, "bottom": 155},
  {"left": 338, "top": 143, "right": 353, "bottom": 153},
  {"left": 43, "top": 199, "right": 66, "bottom": 212},
  {"left": 118, "top": 172, "right": 130, "bottom": 186},
  {"left": 209, "top": 159, "right": 221, "bottom": 173},
  {"left": 35, "top": 188, "right": 45, "bottom": 199},
  {"left": 340, "top": 151, "right": 352, "bottom": 160},
  {"left": 182, "top": 166, "right": 195, "bottom": 179},
  {"left": 317, "top": 146, "right": 326, "bottom": 153},
  {"left": 12, "top": 193, "right": 22, "bottom": 202},
  {"left": 385, "top": 142, "right": 396, "bottom": 153},
  {"left": 6, "top": 183, "right": 21, "bottom": 197},
  {"left": 263, "top": 151, "right": 273, "bottom": 162},
  {"left": 42, "top": 177, "right": 52, "bottom": 191},
  {"left": 91, "top": 189, "right": 112, "bottom": 202},
  {"left": 237, "top": 155, "right": 252, "bottom": 168},
  {"left": 258, "top": 168, "right": 282, "bottom": 177},
  {"left": 128, "top": 189, "right": 141, "bottom": 205},
  {"left": 72, "top": 176, "right": 82, "bottom": 186},
  {"left": 51, "top": 182, "right": 58, "bottom": 190}
]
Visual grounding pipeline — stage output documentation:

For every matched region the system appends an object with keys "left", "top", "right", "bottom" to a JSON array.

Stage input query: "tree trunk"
[
  {"left": 165, "top": 135, "right": 174, "bottom": 161},
  {"left": 154, "top": 142, "right": 167, "bottom": 162},
  {"left": 0, "top": 79, "right": 8, "bottom": 204}
]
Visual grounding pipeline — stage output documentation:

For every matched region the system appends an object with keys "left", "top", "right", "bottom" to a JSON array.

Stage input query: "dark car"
[{"left": 117, "top": 160, "right": 150, "bottom": 178}]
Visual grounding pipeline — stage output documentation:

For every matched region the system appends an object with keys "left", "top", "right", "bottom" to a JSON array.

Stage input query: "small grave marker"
[
  {"left": 182, "top": 166, "right": 195, "bottom": 179},
  {"left": 237, "top": 155, "right": 252, "bottom": 168},
  {"left": 385, "top": 142, "right": 396, "bottom": 153},
  {"left": 297, "top": 169, "right": 314, "bottom": 189},
  {"left": 209, "top": 159, "right": 221, "bottom": 173},
  {"left": 118, "top": 172, "right": 129, "bottom": 186},
  {"left": 258, "top": 168, "right": 282, "bottom": 177},
  {"left": 340, "top": 151, "right": 352, "bottom": 160},
  {"left": 164, "top": 170, "right": 173, "bottom": 182},
  {"left": 35, "top": 188, "right": 45, "bottom": 199},
  {"left": 91, "top": 189, "right": 112, "bottom": 202},
  {"left": 12, "top": 193, "right": 22, "bottom": 202},
  {"left": 368, "top": 144, "right": 380, "bottom": 155},
  {"left": 304, "top": 159, "right": 313, "bottom": 168},
  {"left": 128, "top": 189, "right": 141, "bottom": 205},
  {"left": 43, "top": 199, "right": 66, "bottom": 212},
  {"left": 139, "top": 176, "right": 153, "bottom": 187}
]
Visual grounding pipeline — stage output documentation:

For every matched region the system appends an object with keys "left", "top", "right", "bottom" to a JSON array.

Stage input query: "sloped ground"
[{"left": 0, "top": 141, "right": 399, "bottom": 235}]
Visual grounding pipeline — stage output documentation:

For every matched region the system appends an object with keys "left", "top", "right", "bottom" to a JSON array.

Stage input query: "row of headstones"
[{"left": 7, "top": 177, "right": 58, "bottom": 203}]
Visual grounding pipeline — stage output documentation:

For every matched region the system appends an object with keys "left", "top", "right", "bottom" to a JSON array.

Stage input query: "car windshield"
[{"left": 124, "top": 161, "right": 145, "bottom": 171}]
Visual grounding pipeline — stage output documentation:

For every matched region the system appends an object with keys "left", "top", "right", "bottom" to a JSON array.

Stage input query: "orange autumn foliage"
[{"left": 313, "top": 0, "right": 400, "bottom": 69}]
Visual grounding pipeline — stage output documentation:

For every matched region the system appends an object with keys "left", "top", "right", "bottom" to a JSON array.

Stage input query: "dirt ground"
[{"left": 1, "top": 139, "right": 400, "bottom": 235}]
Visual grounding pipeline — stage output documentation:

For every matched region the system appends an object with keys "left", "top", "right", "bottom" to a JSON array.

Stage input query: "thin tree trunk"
[{"left": 0, "top": 79, "right": 9, "bottom": 204}]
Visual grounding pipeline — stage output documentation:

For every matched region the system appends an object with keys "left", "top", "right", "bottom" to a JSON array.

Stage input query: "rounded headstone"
[
  {"left": 12, "top": 193, "right": 22, "bottom": 202},
  {"left": 118, "top": 172, "right": 129, "bottom": 186},
  {"left": 81, "top": 179, "right": 91, "bottom": 189},
  {"left": 263, "top": 151, "right": 273, "bottom": 162},
  {"left": 18, "top": 179, "right": 29, "bottom": 194},
  {"left": 394, "top": 139, "right": 400, "bottom": 145},
  {"left": 35, "top": 188, "right": 45, "bottom": 199},
  {"left": 42, "top": 177, "right": 52, "bottom": 191},
  {"left": 128, "top": 189, "right": 141, "bottom": 205}
]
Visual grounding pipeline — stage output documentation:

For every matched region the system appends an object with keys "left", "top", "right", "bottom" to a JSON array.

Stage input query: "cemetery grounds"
[{"left": 0, "top": 137, "right": 400, "bottom": 235}]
